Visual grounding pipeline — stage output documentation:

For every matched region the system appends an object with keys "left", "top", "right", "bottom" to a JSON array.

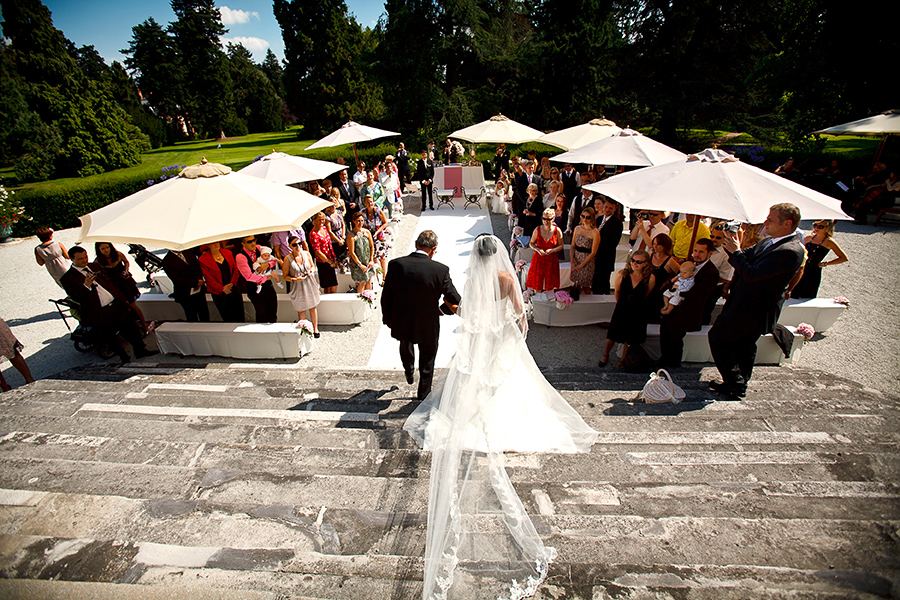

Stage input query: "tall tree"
[
  {"left": 274, "top": 0, "right": 365, "bottom": 136},
  {"left": 226, "top": 43, "right": 284, "bottom": 134},
  {"left": 260, "top": 48, "right": 286, "bottom": 98}
]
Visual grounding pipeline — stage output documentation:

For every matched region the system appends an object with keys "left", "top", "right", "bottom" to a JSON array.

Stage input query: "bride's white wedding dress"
[{"left": 404, "top": 235, "right": 597, "bottom": 600}]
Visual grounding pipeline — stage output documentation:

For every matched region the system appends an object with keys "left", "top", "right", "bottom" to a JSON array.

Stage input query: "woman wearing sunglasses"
[
  {"left": 599, "top": 250, "right": 656, "bottom": 367},
  {"left": 790, "top": 220, "right": 848, "bottom": 299}
]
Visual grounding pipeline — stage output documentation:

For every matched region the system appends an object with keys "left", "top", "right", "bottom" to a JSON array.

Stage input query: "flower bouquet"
[
  {"left": 296, "top": 319, "right": 314, "bottom": 355},
  {"left": 522, "top": 289, "right": 535, "bottom": 302},
  {"left": 358, "top": 289, "right": 375, "bottom": 307},
  {"left": 507, "top": 213, "right": 518, "bottom": 231},
  {"left": 554, "top": 290, "right": 574, "bottom": 310},
  {"left": 833, "top": 296, "right": 850, "bottom": 308},
  {"left": 512, "top": 226, "right": 523, "bottom": 237},
  {"left": 515, "top": 260, "right": 527, "bottom": 273},
  {"left": 796, "top": 322, "right": 815, "bottom": 341}
]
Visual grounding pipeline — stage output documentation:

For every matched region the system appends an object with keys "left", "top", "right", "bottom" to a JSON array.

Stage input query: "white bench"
[
  {"left": 642, "top": 324, "right": 805, "bottom": 365},
  {"left": 779, "top": 298, "right": 847, "bottom": 331},
  {"left": 155, "top": 322, "right": 309, "bottom": 359}
]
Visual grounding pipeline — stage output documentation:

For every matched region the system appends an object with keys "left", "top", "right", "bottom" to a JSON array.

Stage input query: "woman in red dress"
[{"left": 525, "top": 208, "right": 564, "bottom": 293}]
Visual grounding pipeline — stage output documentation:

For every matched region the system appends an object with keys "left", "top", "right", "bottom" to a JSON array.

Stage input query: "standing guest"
[
  {"left": 646, "top": 233, "right": 680, "bottom": 322},
  {"left": 790, "top": 219, "right": 849, "bottom": 299},
  {"left": 522, "top": 183, "right": 543, "bottom": 236},
  {"left": 669, "top": 214, "right": 711, "bottom": 260},
  {"left": 61, "top": 247, "right": 157, "bottom": 364},
  {"left": 199, "top": 241, "right": 244, "bottom": 322},
  {"left": 282, "top": 235, "right": 320, "bottom": 337},
  {"left": 658, "top": 239, "right": 719, "bottom": 368},
  {"left": 514, "top": 161, "right": 542, "bottom": 228},
  {"left": 415, "top": 150, "right": 435, "bottom": 211},
  {"left": 427, "top": 140, "right": 436, "bottom": 160},
  {"left": 703, "top": 225, "right": 736, "bottom": 325},
  {"left": 321, "top": 178, "right": 334, "bottom": 199},
  {"left": 629, "top": 210, "right": 669, "bottom": 254},
  {"left": 329, "top": 186, "right": 346, "bottom": 219},
  {"left": 593, "top": 198, "right": 624, "bottom": 295},
  {"left": 560, "top": 163, "right": 581, "bottom": 204},
  {"left": 553, "top": 193, "right": 568, "bottom": 230},
  {"left": 271, "top": 228, "right": 307, "bottom": 262},
  {"left": 34, "top": 226, "right": 70, "bottom": 288},
  {"left": 347, "top": 212, "right": 377, "bottom": 293},
  {"left": 337, "top": 169, "right": 361, "bottom": 222},
  {"left": 162, "top": 247, "right": 210, "bottom": 323},
  {"left": 362, "top": 194, "right": 390, "bottom": 283},
  {"left": 491, "top": 181, "right": 509, "bottom": 214},
  {"left": 708, "top": 204, "right": 805, "bottom": 398},
  {"left": 235, "top": 235, "right": 279, "bottom": 323},
  {"left": 566, "top": 182, "right": 596, "bottom": 237},
  {"left": 539, "top": 157, "right": 552, "bottom": 181},
  {"left": 740, "top": 222, "right": 765, "bottom": 249},
  {"left": 353, "top": 162, "right": 368, "bottom": 190},
  {"left": 526, "top": 208, "right": 563, "bottom": 293},
  {"left": 0, "top": 317, "right": 34, "bottom": 391},
  {"left": 549, "top": 166, "right": 561, "bottom": 188},
  {"left": 380, "top": 155, "right": 401, "bottom": 207},
  {"left": 324, "top": 202, "right": 347, "bottom": 266},
  {"left": 570, "top": 206, "right": 601, "bottom": 295},
  {"left": 381, "top": 230, "right": 460, "bottom": 399},
  {"left": 361, "top": 170, "right": 389, "bottom": 218},
  {"left": 307, "top": 180, "right": 325, "bottom": 199},
  {"left": 396, "top": 142, "right": 411, "bottom": 191},
  {"left": 599, "top": 250, "right": 655, "bottom": 367},
  {"left": 309, "top": 212, "right": 339, "bottom": 294},
  {"left": 543, "top": 179, "right": 561, "bottom": 210},
  {"left": 95, "top": 242, "right": 150, "bottom": 333},
  {"left": 494, "top": 143, "right": 510, "bottom": 179}
]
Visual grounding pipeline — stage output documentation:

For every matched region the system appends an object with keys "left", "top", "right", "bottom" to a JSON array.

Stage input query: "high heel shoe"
[{"left": 597, "top": 356, "right": 608, "bottom": 367}]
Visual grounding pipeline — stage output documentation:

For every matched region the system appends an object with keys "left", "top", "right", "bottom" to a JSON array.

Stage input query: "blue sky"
[{"left": 15, "top": 0, "right": 386, "bottom": 65}]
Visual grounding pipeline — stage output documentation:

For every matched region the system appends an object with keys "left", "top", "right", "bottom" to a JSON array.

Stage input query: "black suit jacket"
[
  {"left": 162, "top": 251, "right": 206, "bottom": 302},
  {"left": 60, "top": 266, "right": 132, "bottom": 326},
  {"left": 596, "top": 215, "right": 624, "bottom": 272},
  {"left": 665, "top": 260, "right": 719, "bottom": 332},
  {"left": 338, "top": 179, "right": 360, "bottom": 212},
  {"left": 381, "top": 252, "right": 460, "bottom": 345},
  {"left": 415, "top": 158, "right": 434, "bottom": 182},
  {"left": 722, "top": 236, "right": 805, "bottom": 334}
]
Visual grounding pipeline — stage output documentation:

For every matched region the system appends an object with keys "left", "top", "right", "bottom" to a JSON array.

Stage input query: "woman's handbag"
[{"left": 638, "top": 369, "right": 685, "bottom": 404}]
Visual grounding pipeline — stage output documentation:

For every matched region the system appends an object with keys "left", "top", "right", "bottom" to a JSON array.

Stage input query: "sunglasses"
[
  {"left": 631, "top": 259, "right": 647, "bottom": 265},
  {"left": 542, "top": 217, "right": 552, "bottom": 221},
  {"left": 813, "top": 223, "right": 826, "bottom": 229},
  {"left": 290, "top": 242, "right": 301, "bottom": 247},
  {"left": 243, "top": 238, "right": 256, "bottom": 244}
]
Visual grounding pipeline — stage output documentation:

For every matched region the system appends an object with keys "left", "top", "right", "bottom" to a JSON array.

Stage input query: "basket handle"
[{"left": 656, "top": 369, "right": 676, "bottom": 398}]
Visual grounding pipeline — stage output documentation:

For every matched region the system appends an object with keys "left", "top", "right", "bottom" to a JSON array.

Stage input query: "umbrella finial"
[{"left": 490, "top": 114, "right": 510, "bottom": 122}]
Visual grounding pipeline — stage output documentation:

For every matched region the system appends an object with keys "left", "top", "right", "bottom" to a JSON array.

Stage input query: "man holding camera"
[{"left": 629, "top": 210, "right": 669, "bottom": 253}]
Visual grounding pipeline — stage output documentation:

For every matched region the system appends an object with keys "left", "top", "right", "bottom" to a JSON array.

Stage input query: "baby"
[
  {"left": 253, "top": 246, "right": 283, "bottom": 292},
  {"left": 661, "top": 261, "right": 695, "bottom": 315}
]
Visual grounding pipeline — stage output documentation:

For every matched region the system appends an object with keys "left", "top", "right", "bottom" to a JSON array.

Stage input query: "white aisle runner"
[{"left": 367, "top": 207, "right": 493, "bottom": 370}]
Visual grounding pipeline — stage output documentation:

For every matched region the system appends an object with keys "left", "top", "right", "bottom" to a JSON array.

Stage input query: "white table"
[
  {"left": 156, "top": 322, "right": 308, "bottom": 359},
  {"left": 434, "top": 166, "right": 484, "bottom": 198}
]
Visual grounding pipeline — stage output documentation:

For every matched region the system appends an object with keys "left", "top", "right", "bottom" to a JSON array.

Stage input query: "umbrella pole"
[
  {"left": 687, "top": 218, "right": 700, "bottom": 259},
  {"left": 353, "top": 143, "right": 359, "bottom": 166}
]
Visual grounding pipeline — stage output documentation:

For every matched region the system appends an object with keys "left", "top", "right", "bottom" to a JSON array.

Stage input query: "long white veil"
[{"left": 405, "top": 234, "right": 597, "bottom": 599}]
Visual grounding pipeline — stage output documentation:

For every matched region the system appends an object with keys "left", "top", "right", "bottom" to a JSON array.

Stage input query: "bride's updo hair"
[{"left": 475, "top": 233, "right": 497, "bottom": 257}]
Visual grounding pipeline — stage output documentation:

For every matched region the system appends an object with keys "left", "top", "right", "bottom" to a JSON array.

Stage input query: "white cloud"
[
  {"left": 219, "top": 6, "right": 259, "bottom": 25},
  {"left": 221, "top": 36, "right": 270, "bottom": 53}
]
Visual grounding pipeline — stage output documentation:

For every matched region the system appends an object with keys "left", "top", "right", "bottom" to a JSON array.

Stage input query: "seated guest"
[
  {"left": 61, "top": 247, "right": 157, "bottom": 364},
  {"left": 593, "top": 197, "right": 624, "bottom": 295},
  {"left": 34, "top": 226, "right": 70, "bottom": 288},
  {"left": 310, "top": 212, "right": 339, "bottom": 294},
  {"left": 199, "top": 241, "right": 244, "bottom": 322},
  {"left": 669, "top": 214, "right": 710, "bottom": 260},
  {"left": 851, "top": 168, "right": 899, "bottom": 224},
  {"left": 629, "top": 210, "right": 669, "bottom": 254},
  {"left": 525, "top": 208, "right": 563, "bottom": 293},
  {"left": 235, "top": 235, "right": 278, "bottom": 323},
  {"left": 775, "top": 157, "right": 802, "bottom": 181},
  {"left": 571, "top": 206, "right": 601, "bottom": 295},
  {"left": 162, "top": 247, "right": 210, "bottom": 322},
  {"left": 790, "top": 219, "right": 849, "bottom": 299},
  {"left": 703, "top": 225, "right": 735, "bottom": 324},
  {"left": 282, "top": 235, "right": 320, "bottom": 336},
  {"left": 347, "top": 212, "right": 377, "bottom": 293},
  {"left": 599, "top": 250, "right": 655, "bottom": 367},
  {"left": 93, "top": 241, "right": 149, "bottom": 333},
  {"left": 646, "top": 233, "right": 680, "bottom": 323},
  {"left": 658, "top": 238, "right": 718, "bottom": 369}
]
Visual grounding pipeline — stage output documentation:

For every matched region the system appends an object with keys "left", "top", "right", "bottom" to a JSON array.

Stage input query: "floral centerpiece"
[
  {"left": 522, "top": 289, "right": 535, "bottom": 302},
  {"left": 451, "top": 140, "right": 466, "bottom": 158},
  {"left": 358, "top": 289, "right": 375, "bottom": 307},
  {"left": 0, "top": 184, "right": 26, "bottom": 238},
  {"left": 507, "top": 213, "right": 518, "bottom": 231},
  {"left": 833, "top": 296, "right": 850, "bottom": 308},
  {"left": 554, "top": 290, "right": 574, "bottom": 309},
  {"left": 296, "top": 319, "right": 315, "bottom": 337},
  {"left": 515, "top": 260, "right": 527, "bottom": 273},
  {"left": 796, "top": 322, "right": 815, "bottom": 341}
]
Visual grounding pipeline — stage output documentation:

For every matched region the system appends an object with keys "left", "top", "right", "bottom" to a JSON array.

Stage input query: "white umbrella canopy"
[
  {"left": 238, "top": 151, "right": 346, "bottom": 184},
  {"left": 814, "top": 109, "right": 900, "bottom": 136},
  {"left": 305, "top": 120, "right": 400, "bottom": 151},
  {"left": 585, "top": 148, "right": 850, "bottom": 223},
  {"left": 539, "top": 118, "right": 622, "bottom": 151},
  {"left": 449, "top": 114, "right": 545, "bottom": 144},
  {"left": 550, "top": 128, "right": 686, "bottom": 166},
  {"left": 78, "top": 162, "right": 332, "bottom": 251}
]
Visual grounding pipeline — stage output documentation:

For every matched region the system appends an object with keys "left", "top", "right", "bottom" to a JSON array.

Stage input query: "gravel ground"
[{"left": 1, "top": 191, "right": 898, "bottom": 398}]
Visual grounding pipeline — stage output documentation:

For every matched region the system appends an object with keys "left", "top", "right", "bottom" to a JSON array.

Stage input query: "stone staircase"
[{"left": 0, "top": 360, "right": 898, "bottom": 599}]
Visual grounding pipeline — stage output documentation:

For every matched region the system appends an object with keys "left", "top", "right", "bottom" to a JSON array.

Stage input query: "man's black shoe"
[
  {"left": 135, "top": 348, "right": 160, "bottom": 359},
  {"left": 405, "top": 370, "right": 414, "bottom": 385},
  {"left": 708, "top": 381, "right": 746, "bottom": 398}
]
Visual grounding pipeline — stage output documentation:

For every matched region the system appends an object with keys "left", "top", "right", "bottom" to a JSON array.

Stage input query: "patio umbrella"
[
  {"left": 449, "top": 114, "right": 545, "bottom": 145},
  {"left": 814, "top": 109, "right": 900, "bottom": 164},
  {"left": 539, "top": 118, "right": 622, "bottom": 151},
  {"left": 78, "top": 161, "right": 331, "bottom": 251},
  {"left": 305, "top": 120, "right": 400, "bottom": 163},
  {"left": 238, "top": 151, "right": 346, "bottom": 184},
  {"left": 550, "top": 128, "right": 686, "bottom": 166},
  {"left": 585, "top": 148, "right": 849, "bottom": 255}
]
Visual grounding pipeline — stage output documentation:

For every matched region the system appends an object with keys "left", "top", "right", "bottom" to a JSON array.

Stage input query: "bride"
[{"left": 404, "top": 234, "right": 598, "bottom": 600}]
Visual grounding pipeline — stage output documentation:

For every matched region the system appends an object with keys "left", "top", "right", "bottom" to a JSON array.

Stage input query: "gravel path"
[{"left": 1, "top": 194, "right": 898, "bottom": 398}]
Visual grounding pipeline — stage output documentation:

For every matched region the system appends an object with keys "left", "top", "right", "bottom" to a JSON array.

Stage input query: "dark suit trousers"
[
  {"left": 420, "top": 182, "right": 434, "bottom": 208},
  {"left": 703, "top": 284, "right": 724, "bottom": 326},
  {"left": 659, "top": 315, "right": 688, "bottom": 367},
  {"left": 246, "top": 281, "right": 278, "bottom": 323},
  {"left": 592, "top": 264, "right": 612, "bottom": 294},
  {"left": 212, "top": 291, "right": 245, "bottom": 323},
  {"left": 99, "top": 301, "right": 147, "bottom": 359},
  {"left": 708, "top": 310, "right": 760, "bottom": 389},
  {"left": 176, "top": 289, "right": 210, "bottom": 322},
  {"left": 400, "top": 337, "right": 438, "bottom": 400}
]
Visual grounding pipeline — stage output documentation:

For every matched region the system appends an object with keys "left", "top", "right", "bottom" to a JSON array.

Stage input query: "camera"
[
  {"left": 725, "top": 220, "right": 741, "bottom": 233},
  {"left": 637, "top": 212, "right": 649, "bottom": 220}
]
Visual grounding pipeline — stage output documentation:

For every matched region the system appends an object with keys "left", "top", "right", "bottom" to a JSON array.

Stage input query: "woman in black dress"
[
  {"left": 646, "top": 233, "right": 679, "bottom": 323},
  {"left": 599, "top": 250, "right": 655, "bottom": 367},
  {"left": 93, "top": 241, "right": 150, "bottom": 334},
  {"left": 790, "top": 220, "right": 849, "bottom": 299}
]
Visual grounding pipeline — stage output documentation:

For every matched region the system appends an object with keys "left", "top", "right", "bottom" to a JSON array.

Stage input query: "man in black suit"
[
  {"left": 494, "top": 143, "right": 510, "bottom": 179},
  {"left": 708, "top": 204, "right": 805, "bottom": 397},
  {"left": 592, "top": 198, "right": 624, "bottom": 294},
  {"left": 560, "top": 163, "right": 581, "bottom": 204},
  {"left": 415, "top": 151, "right": 435, "bottom": 211},
  {"left": 658, "top": 238, "right": 719, "bottom": 368},
  {"left": 381, "top": 230, "right": 460, "bottom": 400},
  {"left": 514, "top": 161, "right": 541, "bottom": 228},
  {"left": 396, "top": 142, "right": 411, "bottom": 191},
  {"left": 336, "top": 168, "right": 360, "bottom": 223},
  {"left": 162, "top": 248, "right": 210, "bottom": 322},
  {"left": 61, "top": 246, "right": 157, "bottom": 364}
]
